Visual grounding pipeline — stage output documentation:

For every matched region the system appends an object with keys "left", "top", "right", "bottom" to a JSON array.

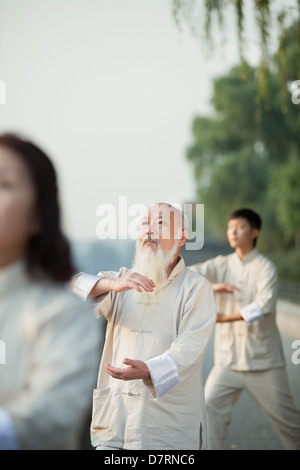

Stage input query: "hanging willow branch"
[
  {"left": 171, "top": 0, "right": 300, "bottom": 110},
  {"left": 235, "top": 0, "right": 244, "bottom": 58},
  {"left": 298, "top": 0, "right": 300, "bottom": 72},
  {"left": 204, "top": 0, "right": 225, "bottom": 39},
  {"left": 277, "top": 10, "right": 288, "bottom": 113},
  {"left": 254, "top": 0, "right": 271, "bottom": 107}
]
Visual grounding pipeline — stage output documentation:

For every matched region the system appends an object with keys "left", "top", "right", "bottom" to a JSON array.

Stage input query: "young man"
[
  {"left": 189, "top": 208, "right": 300, "bottom": 450},
  {"left": 72, "top": 203, "right": 216, "bottom": 450}
]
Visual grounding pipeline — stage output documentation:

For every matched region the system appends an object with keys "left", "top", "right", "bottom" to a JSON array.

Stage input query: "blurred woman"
[{"left": 0, "top": 133, "right": 100, "bottom": 449}]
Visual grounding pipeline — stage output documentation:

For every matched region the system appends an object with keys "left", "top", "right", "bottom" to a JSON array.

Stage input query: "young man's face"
[{"left": 227, "top": 217, "right": 259, "bottom": 250}]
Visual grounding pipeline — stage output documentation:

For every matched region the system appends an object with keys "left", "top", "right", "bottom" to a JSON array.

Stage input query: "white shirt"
[
  {"left": 0, "top": 259, "right": 101, "bottom": 449},
  {"left": 189, "top": 248, "right": 285, "bottom": 371},
  {"left": 72, "top": 256, "right": 216, "bottom": 450}
]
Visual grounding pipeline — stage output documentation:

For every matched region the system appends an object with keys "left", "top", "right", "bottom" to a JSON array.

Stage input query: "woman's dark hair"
[
  {"left": 0, "top": 133, "right": 76, "bottom": 283},
  {"left": 228, "top": 208, "right": 262, "bottom": 247}
]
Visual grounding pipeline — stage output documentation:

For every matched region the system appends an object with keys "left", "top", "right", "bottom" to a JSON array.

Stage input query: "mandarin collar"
[
  {"left": 234, "top": 248, "right": 258, "bottom": 265},
  {"left": 0, "top": 259, "right": 27, "bottom": 295},
  {"left": 167, "top": 255, "right": 185, "bottom": 281}
]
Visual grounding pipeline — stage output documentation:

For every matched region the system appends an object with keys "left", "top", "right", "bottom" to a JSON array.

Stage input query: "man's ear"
[
  {"left": 179, "top": 230, "right": 188, "bottom": 248},
  {"left": 251, "top": 228, "right": 259, "bottom": 241}
]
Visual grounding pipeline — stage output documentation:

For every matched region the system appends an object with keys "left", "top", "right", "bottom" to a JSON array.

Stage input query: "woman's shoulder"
[{"left": 28, "top": 278, "right": 95, "bottom": 320}]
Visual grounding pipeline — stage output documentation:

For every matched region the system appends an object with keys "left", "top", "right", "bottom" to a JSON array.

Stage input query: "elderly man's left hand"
[{"left": 104, "top": 358, "right": 151, "bottom": 381}]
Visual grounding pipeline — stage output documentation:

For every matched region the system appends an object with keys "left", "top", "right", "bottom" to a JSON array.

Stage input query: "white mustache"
[{"left": 142, "top": 238, "right": 158, "bottom": 246}]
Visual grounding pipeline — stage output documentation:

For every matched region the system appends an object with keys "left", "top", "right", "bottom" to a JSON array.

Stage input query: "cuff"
[
  {"left": 72, "top": 273, "right": 103, "bottom": 301},
  {"left": 145, "top": 353, "right": 179, "bottom": 399},
  {"left": 240, "top": 301, "right": 263, "bottom": 323},
  {"left": 0, "top": 408, "right": 18, "bottom": 450}
]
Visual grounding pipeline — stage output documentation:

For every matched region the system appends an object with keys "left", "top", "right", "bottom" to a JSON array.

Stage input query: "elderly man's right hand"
[{"left": 90, "top": 272, "right": 156, "bottom": 297}]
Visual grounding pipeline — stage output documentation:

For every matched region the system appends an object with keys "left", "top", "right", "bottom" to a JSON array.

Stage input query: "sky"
[{"left": 0, "top": 0, "right": 283, "bottom": 241}]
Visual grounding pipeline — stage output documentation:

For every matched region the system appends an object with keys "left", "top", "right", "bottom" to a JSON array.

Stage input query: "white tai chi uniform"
[
  {"left": 189, "top": 248, "right": 300, "bottom": 450},
  {"left": 0, "top": 259, "right": 101, "bottom": 450},
  {"left": 72, "top": 256, "right": 216, "bottom": 450}
]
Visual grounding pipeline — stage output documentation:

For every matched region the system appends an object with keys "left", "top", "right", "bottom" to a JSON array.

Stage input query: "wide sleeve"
[
  {"left": 92, "top": 267, "right": 130, "bottom": 320},
  {"left": 3, "top": 292, "right": 101, "bottom": 450},
  {"left": 240, "top": 260, "right": 278, "bottom": 322},
  {"left": 145, "top": 276, "right": 216, "bottom": 399},
  {"left": 71, "top": 272, "right": 104, "bottom": 301},
  {"left": 71, "top": 268, "right": 129, "bottom": 321},
  {"left": 188, "top": 256, "right": 225, "bottom": 284}
]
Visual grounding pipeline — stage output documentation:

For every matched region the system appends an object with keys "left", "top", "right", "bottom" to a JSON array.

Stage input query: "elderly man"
[{"left": 72, "top": 203, "right": 216, "bottom": 450}]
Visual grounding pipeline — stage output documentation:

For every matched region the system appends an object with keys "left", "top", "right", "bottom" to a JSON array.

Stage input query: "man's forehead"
[
  {"left": 142, "top": 205, "right": 176, "bottom": 220},
  {"left": 228, "top": 217, "right": 249, "bottom": 225}
]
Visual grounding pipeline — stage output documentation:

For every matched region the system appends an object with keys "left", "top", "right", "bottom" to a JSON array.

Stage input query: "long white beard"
[{"left": 131, "top": 239, "right": 180, "bottom": 302}]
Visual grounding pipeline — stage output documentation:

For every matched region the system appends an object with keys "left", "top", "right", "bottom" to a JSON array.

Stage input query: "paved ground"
[{"left": 202, "top": 328, "right": 300, "bottom": 450}]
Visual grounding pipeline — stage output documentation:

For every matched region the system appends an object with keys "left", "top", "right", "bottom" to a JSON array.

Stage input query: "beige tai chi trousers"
[{"left": 205, "top": 365, "right": 300, "bottom": 450}]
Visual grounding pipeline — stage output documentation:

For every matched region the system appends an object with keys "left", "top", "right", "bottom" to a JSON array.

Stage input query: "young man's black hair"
[{"left": 228, "top": 208, "right": 262, "bottom": 247}]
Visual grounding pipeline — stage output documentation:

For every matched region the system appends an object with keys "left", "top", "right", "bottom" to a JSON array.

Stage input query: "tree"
[
  {"left": 185, "top": 22, "right": 300, "bottom": 269},
  {"left": 172, "top": 0, "right": 300, "bottom": 106},
  {"left": 269, "top": 152, "right": 300, "bottom": 248}
]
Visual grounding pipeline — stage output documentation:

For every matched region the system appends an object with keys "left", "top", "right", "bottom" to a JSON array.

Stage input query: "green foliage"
[
  {"left": 172, "top": 0, "right": 300, "bottom": 105},
  {"left": 269, "top": 249, "right": 300, "bottom": 283},
  {"left": 185, "top": 22, "right": 300, "bottom": 280},
  {"left": 269, "top": 153, "right": 300, "bottom": 246}
]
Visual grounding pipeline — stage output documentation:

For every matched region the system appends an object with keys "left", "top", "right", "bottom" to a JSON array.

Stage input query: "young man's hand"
[
  {"left": 212, "top": 283, "right": 240, "bottom": 294},
  {"left": 216, "top": 312, "right": 243, "bottom": 322}
]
